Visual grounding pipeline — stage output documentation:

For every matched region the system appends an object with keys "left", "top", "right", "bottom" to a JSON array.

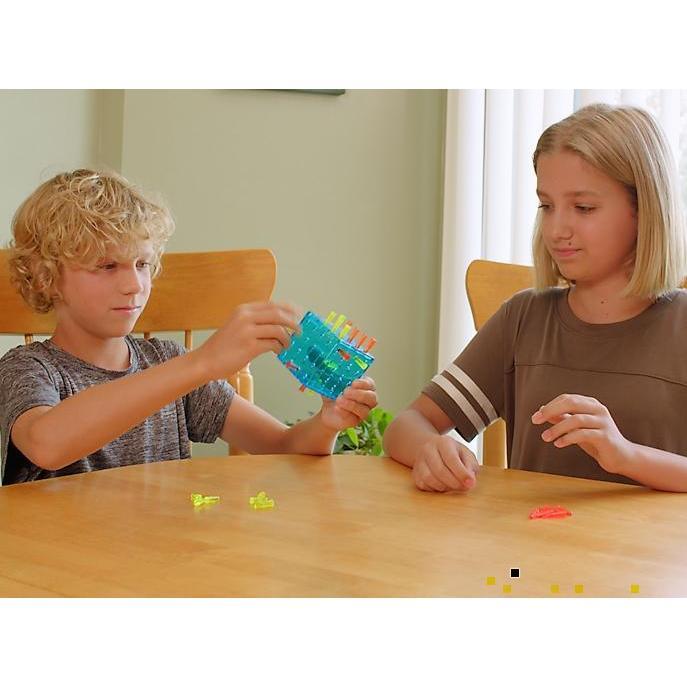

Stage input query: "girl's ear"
[{"left": 622, "top": 247, "right": 637, "bottom": 275}]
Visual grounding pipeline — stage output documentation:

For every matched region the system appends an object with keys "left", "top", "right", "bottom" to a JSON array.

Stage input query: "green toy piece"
[
  {"left": 190, "top": 493, "right": 221, "bottom": 507},
  {"left": 249, "top": 491, "right": 275, "bottom": 510}
]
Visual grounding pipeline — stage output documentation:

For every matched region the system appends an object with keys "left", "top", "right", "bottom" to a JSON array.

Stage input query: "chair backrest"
[
  {"left": 465, "top": 259, "right": 534, "bottom": 468},
  {"left": 0, "top": 248, "right": 277, "bottom": 455}
]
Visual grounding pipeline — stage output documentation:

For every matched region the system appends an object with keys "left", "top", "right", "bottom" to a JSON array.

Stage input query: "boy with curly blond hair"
[{"left": 1, "top": 169, "right": 377, "bottom": 485}]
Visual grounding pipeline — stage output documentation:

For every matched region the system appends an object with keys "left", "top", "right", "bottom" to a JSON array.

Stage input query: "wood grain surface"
[{"left": 1, "top": 454, "right": 686, "bottom": 597}]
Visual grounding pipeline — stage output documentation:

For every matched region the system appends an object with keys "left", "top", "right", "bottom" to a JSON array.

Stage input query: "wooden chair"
[
  {"left": 465, "top": 259, "right": 534, "bottom": 468},
  {"left": 0, "top": 249, "right": 277, "bottom": 455}
]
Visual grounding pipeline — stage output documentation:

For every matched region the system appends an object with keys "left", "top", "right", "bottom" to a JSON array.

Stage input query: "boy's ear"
[
  {"left": 47, "top": 270, "right": 64, "bottom": 305},
  {"left": 49, "top": 289, "right": 63, "bottom": 306}
]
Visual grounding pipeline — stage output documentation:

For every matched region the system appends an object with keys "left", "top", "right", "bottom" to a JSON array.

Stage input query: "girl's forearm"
[
  {"left": 383, "top": 409, "right": 441, "bottom": 468},
  {"left": 616, "top": 443, "right": 687, "bottom": 492}
]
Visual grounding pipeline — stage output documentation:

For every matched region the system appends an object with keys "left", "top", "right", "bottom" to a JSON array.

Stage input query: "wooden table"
[{"left": 1, "top": 454, "right": 686, "bottom": 597}]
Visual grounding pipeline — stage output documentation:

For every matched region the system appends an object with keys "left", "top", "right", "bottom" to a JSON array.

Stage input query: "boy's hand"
[
  {"left": 196, "top": 302, "right": 301, "bottom": 381},
  {"left": 319, "top": 377, "right": 378, "bottom": 431},
  {"left": 413, "top": 435, "right": 479, "bottom": 492},
  {"left": 532, "top": 394, "right": 633, "bottom": 474}
]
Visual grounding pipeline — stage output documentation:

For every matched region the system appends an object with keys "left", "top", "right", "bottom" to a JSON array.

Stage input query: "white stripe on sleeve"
[
  {"left": 445, "top": 363, "right": 498, "bottom": 423},
  {"left": 430, "top": 374, "right": 486, "bottom": 434}
]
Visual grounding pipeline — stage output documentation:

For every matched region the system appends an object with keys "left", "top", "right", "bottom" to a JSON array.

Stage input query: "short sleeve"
[
  {"left": 184, "top": 378, "right": 235, "bottom": 443},
  {"left": 422, "top": 301, "right": 508, "bottom": 442},
  {"left": 0, "top": 348, "right": 60, "bottom": 483},
  {"left": 131, "top": 338, "right": 235, "bottom": 444},
  {"left": 155, "top": 340, "right": 235, "bottom": 444}
]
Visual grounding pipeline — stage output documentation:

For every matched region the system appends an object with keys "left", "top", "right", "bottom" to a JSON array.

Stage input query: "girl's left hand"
[
  {"left": 532, "top": 394, "right": 633, "bottom": 474},
  {"left": 319, "top": 377, "right": 378, "bottom": 431}
]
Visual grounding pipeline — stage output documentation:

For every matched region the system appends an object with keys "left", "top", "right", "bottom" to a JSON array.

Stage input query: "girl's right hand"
[
  {"left": 412, "top": 435, "right": 480, "bottom": 492},
  {"left": 195, "top": 302, "right": 301, "bottom": 381}
]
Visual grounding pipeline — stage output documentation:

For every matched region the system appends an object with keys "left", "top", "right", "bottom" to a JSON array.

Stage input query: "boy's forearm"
[
  {"left": 279, "top": 412, "right": 339, "bottom": 455},
  {"left": 27, "top": 350, "right": 212, "bottom": 469},
  {"left": 615, "top": 442, "right": 687, "bottom": 492},
  {"left": 383, "top": 409, "right": 441, "bottom": 468}
]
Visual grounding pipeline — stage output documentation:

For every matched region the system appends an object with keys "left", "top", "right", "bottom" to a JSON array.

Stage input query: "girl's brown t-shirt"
[{"left": 423, "top": 287, "right": 687, "bottom": 485}]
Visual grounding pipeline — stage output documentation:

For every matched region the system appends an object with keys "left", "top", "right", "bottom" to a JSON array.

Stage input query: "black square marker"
[{"left": 510, "top": 568, "right": 520, "bottom": 578}]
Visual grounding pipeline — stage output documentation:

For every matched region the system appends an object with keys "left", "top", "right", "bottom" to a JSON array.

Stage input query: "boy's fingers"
[
  {"left": 250, "top": 305, "right": 302, "bottom": 332},
  {"left": 255, "top": 339, "right": 286, "bottom": 357},
  {"left": 274, "top": 301, "right": 303, "bottom": 317},
  {"left": 256, "top": 324, "right": 293, "bottom": 349},
  {"left": 336, "top": 398, "right": 371, "bottom": 420},
  {"left": 342, "top": 388, "right": 377, "bottom": 406},
  {"left": 334, "top": 409, "right": 361, "bottom": 426},
  {"left": 351, "top": 377, "right": 376, "bottom": 391},
  {"left": 243, "top": 301, "right": 300, "bottom": 316},
  {"left": 273, "top": 302, "right": 304, "bottom": 326}
]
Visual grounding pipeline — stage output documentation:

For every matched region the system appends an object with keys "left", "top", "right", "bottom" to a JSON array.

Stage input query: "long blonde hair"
[
  {"left": 531, "top": 104, "right": 686, "bottom": 297},
  {"left": 8, "top": 169, "right": 175, "bottom": 313}
]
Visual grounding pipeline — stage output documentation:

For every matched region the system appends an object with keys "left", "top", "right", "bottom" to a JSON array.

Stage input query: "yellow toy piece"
[
  {"left": 249, "top": 491, "right": 275, "bottom": 510},
  {"left": 190, "top": 493, "right": 220, "bottom": 507}
]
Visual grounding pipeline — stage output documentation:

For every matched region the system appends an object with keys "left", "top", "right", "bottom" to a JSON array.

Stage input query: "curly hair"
[{"left": 8, "top": 169, "right": 175, "bottom": 313}]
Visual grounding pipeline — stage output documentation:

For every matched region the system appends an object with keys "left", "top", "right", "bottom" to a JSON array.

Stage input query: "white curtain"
[
  {"left": 438, "top": 89, "right": 686, "bottom": 370},
  {"left": 437, "top": 90, "right": 484, "bottom": 371}
]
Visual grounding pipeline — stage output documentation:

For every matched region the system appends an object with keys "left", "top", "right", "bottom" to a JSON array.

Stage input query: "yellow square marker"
[
  {"left": 550, "top": 584, "right": 560, "bottom": 594},
  {"left": 503, "top": 584, "right": 512, "bottom": 594},
  {"left": 630, "top": 584, "right": 640, "bottom": 594},
  {"left": 574, "top": 584, "right": 584, "bottom": 594},
  {"left": 486, "top": 576, "right": 496, "bottom": 586}
]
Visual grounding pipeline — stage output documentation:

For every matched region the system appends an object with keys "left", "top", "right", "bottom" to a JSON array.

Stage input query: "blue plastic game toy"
[{"left": 277, "top": 310, "right": 376, "bottom": 399}]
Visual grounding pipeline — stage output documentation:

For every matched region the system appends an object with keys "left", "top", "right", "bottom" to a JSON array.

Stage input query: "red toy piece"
[{"left": 529, "top": 505, "right": 572, "bottom": 520}]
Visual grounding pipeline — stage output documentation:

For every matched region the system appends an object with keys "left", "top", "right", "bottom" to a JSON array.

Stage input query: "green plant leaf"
[
  {"left": 377, "top": 415, "right": 390, "bottom": 435},
  {"left": 308, "top": 406, "right": 395, "bottom": 455},
  {"left": 345, "top": 427, "right": 359, "bottom": 447}
]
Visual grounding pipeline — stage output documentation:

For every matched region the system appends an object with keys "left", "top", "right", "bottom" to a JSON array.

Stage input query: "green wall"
[{"left": 0, "top": 90, "right": 104, "bottom": 351}]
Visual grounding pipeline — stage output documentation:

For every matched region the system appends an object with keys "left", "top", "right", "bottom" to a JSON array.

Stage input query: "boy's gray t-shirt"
[{"left": 0, "top": 336, "right": 234, "bottom": 485}]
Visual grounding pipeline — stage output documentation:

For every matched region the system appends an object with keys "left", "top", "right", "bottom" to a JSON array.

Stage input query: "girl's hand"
[
  {"left": 532, "top": 394, "right": 633, "bottom": 473},
  {"left": 412, "top": 435, "right": 479, "bottom": 492},
  {"left": 319, "top": 377, "right": 378, "bottom": 431}
]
